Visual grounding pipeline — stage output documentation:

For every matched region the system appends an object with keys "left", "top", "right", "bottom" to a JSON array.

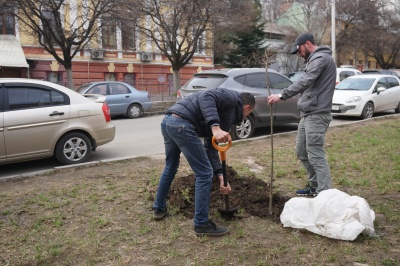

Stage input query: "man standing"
[
  {"left": 267, "top": 33, "right": 336, "bottom": 196},
  {"left": 153, "top": 88, "right": 255, "bottom": 236}
]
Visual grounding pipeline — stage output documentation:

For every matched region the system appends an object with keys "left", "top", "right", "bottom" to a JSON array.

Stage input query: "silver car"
[
  {"left": 179, "top": 68, "right": 300, "bottom": 139},
  {"left": 0, "top": 78, "right": 115, "bottom": 165},
  {"left": 77, "top": 81, "right": 152, "bottom": 118}
]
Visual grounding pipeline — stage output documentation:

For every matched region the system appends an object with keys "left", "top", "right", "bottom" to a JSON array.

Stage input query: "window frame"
[{"left": 4, "top": 83, "right": 69, "bottom": 111}]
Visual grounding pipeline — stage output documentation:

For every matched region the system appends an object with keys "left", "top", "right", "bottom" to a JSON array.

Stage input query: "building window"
[
  {"left": 42, "top": 10, "right": 60, "bottom": 46},
  {"left": 193, "top": 28, "right": 204, "bottom": 54},
  {"left": 124, "top": 73, "right": 135, "bottom": 85},
  {"left": 102, "top": 19, "right": 117, "bottom": 49},
  {"left": 105, "top": 73, "right": 116, "bottom": 81},
  {"left": 121, "top": 22, "right": 137, "bottom": 51},
  {"left": 0, "top": 5, "right": 15, "bottom": 35},
  {"left": 47, "top": 72, "right": 62, "bottom": 84}
]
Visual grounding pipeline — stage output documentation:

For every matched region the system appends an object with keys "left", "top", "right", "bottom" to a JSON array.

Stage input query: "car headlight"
[{"left": 346, "top": 96, "right": 361, "bottom": 103}]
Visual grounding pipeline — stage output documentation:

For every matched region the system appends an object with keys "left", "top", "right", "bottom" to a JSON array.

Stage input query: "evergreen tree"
[{"left": 223, "top": 0, "right": 267, "bottom": 68}]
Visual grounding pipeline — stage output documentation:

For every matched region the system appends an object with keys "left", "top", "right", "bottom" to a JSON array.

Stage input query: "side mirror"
[{"left": 377, "top": 87, "right": 385, "bottom": 94}]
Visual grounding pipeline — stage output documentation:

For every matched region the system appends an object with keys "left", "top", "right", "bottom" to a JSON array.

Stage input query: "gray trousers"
[{"left": 296, "top": 113, "right": 332, "bottom": 193}]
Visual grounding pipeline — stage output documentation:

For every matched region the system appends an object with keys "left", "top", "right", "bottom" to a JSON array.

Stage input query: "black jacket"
[{"left": 166, "top": 88, "right": 243, "bottom": 175}]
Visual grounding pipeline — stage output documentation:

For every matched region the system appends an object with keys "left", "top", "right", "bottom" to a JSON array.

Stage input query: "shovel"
[{"left": 212, "top": 137, "right": 239, "bottom": 217}]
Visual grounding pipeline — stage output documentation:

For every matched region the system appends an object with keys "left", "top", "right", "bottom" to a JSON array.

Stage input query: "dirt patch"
[{"left": 168, "top": 166, "right": 290, "bottom": 222}]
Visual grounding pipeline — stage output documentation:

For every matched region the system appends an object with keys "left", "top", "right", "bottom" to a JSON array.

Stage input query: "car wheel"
[
  {"left": 395, "top": 101, "right": 400, "bottom": 113},
  {"left": 231, "top": 116, "right": 255, "bottom": 140},
  {"left": 55, "top": 132, "right": 93, "bottom": 165},
  {"left": 127, "top": 103, "right": 143, "bottom": 118},
  {"left": 361, "top": 102, "right": 374, "bottom": 119}
]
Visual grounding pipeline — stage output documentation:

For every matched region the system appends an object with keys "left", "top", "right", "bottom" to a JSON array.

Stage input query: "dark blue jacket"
[{"left": 166, "top": 88, "right": 243, "bottom": 175}]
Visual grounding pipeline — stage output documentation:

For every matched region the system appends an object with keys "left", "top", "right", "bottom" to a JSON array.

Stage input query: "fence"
[{"left": 51, "top": 79, "right": 189, "bottom": 102}]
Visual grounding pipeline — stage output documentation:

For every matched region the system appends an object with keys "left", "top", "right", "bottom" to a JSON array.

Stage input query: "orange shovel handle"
[{"left": 211, "top": 136, "right": 232, "bottom": 161}]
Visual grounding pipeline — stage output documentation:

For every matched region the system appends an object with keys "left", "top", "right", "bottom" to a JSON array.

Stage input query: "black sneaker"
[
  {"left": 153, "top": 208, "right": 168, "bottom": 220},
  {"left": 194, "top": 220, "right": 229, "bottom": 237},
  {"left": 296, "top": 186, "right": 318, "bottom": 197}
]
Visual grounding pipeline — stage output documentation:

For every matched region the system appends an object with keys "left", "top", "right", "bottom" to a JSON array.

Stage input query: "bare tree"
[
  {"left": 10, "top": 0, "right": 117, "bottom": 89},
  {"left": 275, "top": 0, "right": 330, "bottom": 44},
  {"left": 120, "top": 0, "right": 223, "bottom": 92},
  {"left": 336, "top": 0, "right": 400, "bottom": 69},
  {"left": 359, "top": 0, "right": 400, "bottom": 69}
]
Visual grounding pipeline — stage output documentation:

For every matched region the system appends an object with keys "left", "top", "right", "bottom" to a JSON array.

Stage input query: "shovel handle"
[{"left": 211, "top": 137, "right": 232, "bottom": 161}]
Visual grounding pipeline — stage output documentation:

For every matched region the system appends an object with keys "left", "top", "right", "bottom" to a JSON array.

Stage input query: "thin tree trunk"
[
  {"left": 172, "top": 69, "right": 181, "bottom": 94},
  {"left": 66, "top": 68, "right": 74, "bottom": 89}
]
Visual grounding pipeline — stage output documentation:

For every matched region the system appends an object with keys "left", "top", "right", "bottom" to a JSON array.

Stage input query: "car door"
[
  {"left": 268, "top": 73, "right": 300, "bottom": 122},
  {"left": 241, "top": 72, "right": 273, "bottom": 124},
  {"left": 372, "top": 77, "right": 393, "bottom": 112},
  {"left": 3, "top": 83, "right": 70, "bottom": 160},
  {"left": 0, "top": 86, "right": 5, "bottom": 160},
  {"left": 106, "top": 82, "right": 132, "bottom": 115},
  {"left": 385, "top": 77, "right": 400, "bottom": 109}
]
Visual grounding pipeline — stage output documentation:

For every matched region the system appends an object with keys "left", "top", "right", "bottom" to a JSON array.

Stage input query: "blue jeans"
[
  {"left": 153, "top": 114, "right": 213, "bottom": 226},
  {"left": 296, "top": 113, "right": 332, "bottom": 193}
]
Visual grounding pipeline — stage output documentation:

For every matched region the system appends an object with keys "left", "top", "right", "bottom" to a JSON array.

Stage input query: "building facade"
[{"left": 0, "top": 0, "right": 214, "bottom": 96}]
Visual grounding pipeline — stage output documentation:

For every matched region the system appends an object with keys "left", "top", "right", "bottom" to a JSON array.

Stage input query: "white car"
[
  {"left": 332, "top": 74, "right": 400, "bottom": 119},
  {"left": 336, "top": 67, "right": 362, "bottom": 85},
  {"left": 0, "top": 78, "right": 115, "bottom": 165}
]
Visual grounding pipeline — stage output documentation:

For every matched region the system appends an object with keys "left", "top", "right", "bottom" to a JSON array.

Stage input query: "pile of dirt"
[{"left": 168, "top": 166, "right": 291, "bottom": 222}]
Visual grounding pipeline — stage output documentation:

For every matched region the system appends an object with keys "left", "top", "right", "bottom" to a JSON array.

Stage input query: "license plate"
[{"left": 332, "top": 105, "right": 339, "bottom": 111}]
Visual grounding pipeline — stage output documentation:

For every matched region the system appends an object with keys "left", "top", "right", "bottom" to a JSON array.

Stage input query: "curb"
[{"left": 1, "top": 113, "right": 399, "bottom": 182}]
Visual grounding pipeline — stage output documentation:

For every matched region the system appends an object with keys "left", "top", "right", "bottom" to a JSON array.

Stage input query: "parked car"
[
  {"left": 77, "top": 81, "right": 152, "bottom": 118},
  {"left": 362, "top": 69, "right": 399, "bottom": 78},
  {"left": 332, "top": 74, "right": 400, "bottom": 119},
  {"left": 336, "top": 67, "right": 362, "bottom": 85},
  {"left": 0, "top": 78, "right": 115, "bottom": 165},
  {"left": 178, "top": 68, "right": 300, "bottom": 139}
]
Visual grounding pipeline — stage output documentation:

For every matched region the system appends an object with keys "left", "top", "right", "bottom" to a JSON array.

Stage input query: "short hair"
[{"left": 240, "top": 92, "right": 255, "bottom": 109}]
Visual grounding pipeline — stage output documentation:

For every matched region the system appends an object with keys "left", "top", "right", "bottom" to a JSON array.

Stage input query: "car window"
[
  {"left": 233, "top": 75, "right": 246, "bottom": 85},
  {"left": 269, "top": 73, "right": 292, "bottom": 89},
  {"left": 374, "top": 78, "right": 387, "bottom": 92},
  {"left": 110, "top": 83, "right": 130, "bottom": 95},
  {"left": 183, "top": 75, "right": 227, "bottom": 90},
  {"left": 243, "top": 73, "right": 266, "bottom": 88},
  {"left": 7, "top": 87, "right": 68, "bottom": 110},
  {"left": 88, "top": 84, "right": 107, "bottom": 95},
  {"left": 386, "top": 77, "right": 399, "bottom": 88},
  {"left": 0, "top": 87, "right": 3, "bottom": 112},
  {"left": 336, "top": 78, "right": 375, "bottom": 91},
  {"left": 339, "top": 71, "right": 355, "bottom": 82}
]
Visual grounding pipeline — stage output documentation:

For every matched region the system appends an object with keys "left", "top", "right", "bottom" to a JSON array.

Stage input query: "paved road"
[{"left": 0, "top": 111, "right": 396, "bottom": 179}]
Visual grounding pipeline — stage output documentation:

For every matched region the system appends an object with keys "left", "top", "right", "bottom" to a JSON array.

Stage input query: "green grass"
[{"left": 0, "top": 117, "right": 399, "bottom": 265}]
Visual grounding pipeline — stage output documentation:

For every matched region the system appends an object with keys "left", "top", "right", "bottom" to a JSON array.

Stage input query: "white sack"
[{"left": 280, "top": 189, "right": 375, "bottom": 241}]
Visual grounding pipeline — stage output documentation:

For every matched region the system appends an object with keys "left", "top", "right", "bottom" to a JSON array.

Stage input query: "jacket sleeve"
[{"left": 281, "top": 54, "right": 326, "bottom": 99}]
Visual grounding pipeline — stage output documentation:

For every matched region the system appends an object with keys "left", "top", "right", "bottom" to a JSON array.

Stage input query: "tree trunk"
[
  {"left": 172, "top": 69, "right": 181, "bottom": 93},
  {"left": 66, "top": 68, "right": 74, "bottom": 90}
]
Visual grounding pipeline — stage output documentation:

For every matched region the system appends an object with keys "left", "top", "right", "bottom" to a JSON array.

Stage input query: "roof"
[{"left": 0, "top": 35, "right": 29, "bottom": 68}]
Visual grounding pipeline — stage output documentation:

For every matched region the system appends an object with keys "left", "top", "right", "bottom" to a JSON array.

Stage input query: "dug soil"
[{"left": 169, "top": 166, "right": 290, "bottom": 222}]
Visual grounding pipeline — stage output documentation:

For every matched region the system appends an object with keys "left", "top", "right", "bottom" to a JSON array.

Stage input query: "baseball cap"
[{"left": 289, "top": 33, "right": 315, "bottom": 54}]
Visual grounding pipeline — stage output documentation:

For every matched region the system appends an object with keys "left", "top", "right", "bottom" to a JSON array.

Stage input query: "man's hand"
[
  {"left": 211, "top": 125, "right": 231, "bottom": 143},
  {"left": 218, "top": 174, "right": 232, "bottom": 195},
  {"left": 267, "top": 94, "right": 281, "bottom": 105}
]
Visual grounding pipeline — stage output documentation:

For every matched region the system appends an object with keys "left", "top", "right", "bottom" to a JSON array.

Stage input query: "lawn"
[{"left": 0, "top": 115, "right": 399, "bottom": 265}]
